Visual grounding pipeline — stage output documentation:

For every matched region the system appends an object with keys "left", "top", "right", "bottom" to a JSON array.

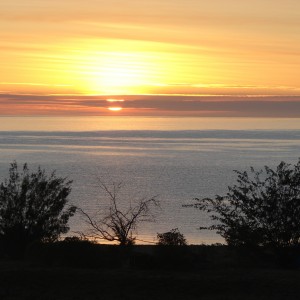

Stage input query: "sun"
[
  {"left": 108, "top": 107, "right": 123, "bottom": 112},
  {"left": 106, "top": 99, "right": 124, "bottom": 112}
]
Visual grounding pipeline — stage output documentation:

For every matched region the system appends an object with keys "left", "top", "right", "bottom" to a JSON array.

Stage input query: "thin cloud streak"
[{"left": 1, "top": 93, "right": 300, "bottom": 117}]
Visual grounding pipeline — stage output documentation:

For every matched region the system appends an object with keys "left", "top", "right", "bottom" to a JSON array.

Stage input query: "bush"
[
  {"left": 190, "top": 160, "right": 300, "bottom": 248},
  {"left": 0, "top": 162, "right": 76, "bottom": 257},
  {"left": 157, "top": 228, "right": 187, "bottom": 246}
]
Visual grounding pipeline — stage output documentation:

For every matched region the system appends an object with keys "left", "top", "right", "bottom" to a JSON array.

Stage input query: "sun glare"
[
  {"left": 81, "top": 50, "right": 155, "bottom": 94},
  {"left": 69, "top": 39, "right": 228, "bottom": 96},
  {"left": 74, "top": 40, "right": 169, "bottom": 95}
]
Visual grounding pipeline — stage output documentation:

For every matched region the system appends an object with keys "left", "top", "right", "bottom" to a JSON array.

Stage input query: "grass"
[
  {"left": 1, "top": 242, "right": 299, "bottom": 299},
  {"left": 0, "top": 261, "right": 300, "bottom": 299}
]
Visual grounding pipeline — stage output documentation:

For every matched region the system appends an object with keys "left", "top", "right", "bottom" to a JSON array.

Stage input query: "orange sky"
[{"left": 1, "top": 0, "right": 300, "bottom": 116}]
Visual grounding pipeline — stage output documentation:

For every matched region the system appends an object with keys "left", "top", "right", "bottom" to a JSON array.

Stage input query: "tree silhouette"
[
  {"left": 0, "top": 162, "right": 76, "bottom": 256},
  {"left": 189, "top": 159, "right": 300, "bottom": 248},
  {"left": 78, "top": 180, "right": 159, "bottom": 246},
  {"left": 157, "top": 228, "right": 187, "bottom": 246}
]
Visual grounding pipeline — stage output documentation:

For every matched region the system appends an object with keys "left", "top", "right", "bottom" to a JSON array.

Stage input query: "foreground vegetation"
[
  {"left": 189, "top": 159, "right": 300, "bottom": 248},
  {"left": 1, "top": 160, "right": 300, "bottom": 299},
  {"left": 0, "top": 240, "right": 298, "bottom": 299},
  {"left": 1, "top": 255, "right": 300, "bottom": 300}
]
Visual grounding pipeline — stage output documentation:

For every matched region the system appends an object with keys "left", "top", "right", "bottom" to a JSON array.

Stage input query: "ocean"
[{"left": 0, "top": 117, "right": 300, "bottom": 244}]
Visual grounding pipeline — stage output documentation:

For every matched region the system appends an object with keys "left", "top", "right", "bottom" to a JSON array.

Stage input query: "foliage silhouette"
[
  {"left": 0, "top": 161, "right": 76, "bottom": 257},
  {"left": 157, "top": 228, "right": 187, "bottom": 246},
  {"left": 189, "top": 159, "right": 300, "bottom": 248},
  {"left": 78, "top": 179, "right": 159, "bottom": 246}
]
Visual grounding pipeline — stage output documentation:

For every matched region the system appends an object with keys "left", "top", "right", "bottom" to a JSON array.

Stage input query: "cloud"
[{"left": 1, "top": 93, "right": 300, "bottom": 117}]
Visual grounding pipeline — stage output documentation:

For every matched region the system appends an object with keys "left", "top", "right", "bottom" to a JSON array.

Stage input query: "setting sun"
[{"left": 108, "top": 107, "right": 123, "bottom": 112}]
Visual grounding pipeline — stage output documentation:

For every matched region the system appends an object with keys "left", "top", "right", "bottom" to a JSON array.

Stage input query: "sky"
[{"left": 1, "top": 0, "right": 300, "bottom": 117}]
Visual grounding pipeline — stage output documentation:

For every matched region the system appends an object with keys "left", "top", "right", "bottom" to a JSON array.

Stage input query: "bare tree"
[{"left": 78, "top": 179, "right": 159, "bottom": 246}]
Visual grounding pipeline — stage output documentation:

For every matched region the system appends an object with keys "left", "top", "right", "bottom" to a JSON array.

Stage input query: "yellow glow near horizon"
[
  {"left": 67, "top": 38, "right": 215, "bottom": 95},
  {"left": 3, "top": 35, "right": 300, "bottom": 97}
]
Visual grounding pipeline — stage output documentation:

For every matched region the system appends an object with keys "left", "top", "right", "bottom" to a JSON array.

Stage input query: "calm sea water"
[{"left": 0, "top": 117, "right": 300, "bottom": 244}]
